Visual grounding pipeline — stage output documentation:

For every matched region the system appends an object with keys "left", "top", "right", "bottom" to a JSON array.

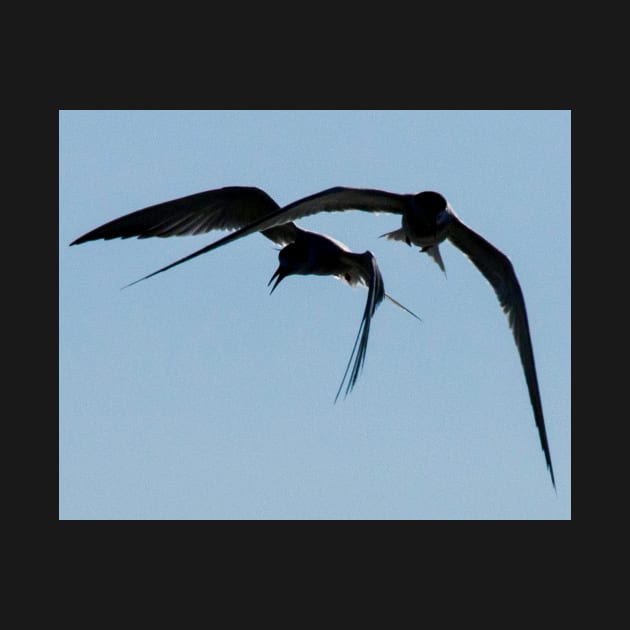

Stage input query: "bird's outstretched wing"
[
  {"left": 117, "top": 187, "right": 408, "bottom": 286},
  {"left": 447, "top": 218, "right": 555, "bottom": 489},
  {"left": 70, "top": 186, "right": 298, "bottom": 247},
  {"left": 335, "top": 252, "right": 386, "bottom": 402}
]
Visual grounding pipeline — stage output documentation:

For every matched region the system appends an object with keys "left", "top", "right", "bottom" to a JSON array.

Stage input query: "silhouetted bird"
[
  {"left": 268, "top": 227, "right": 415, "bottom": 401},
  {"left": 71, "top": 186, "right": 419, "bottom": 400},
  {"left": 108, "top": 185, "right": 555, "bottom": 489}
]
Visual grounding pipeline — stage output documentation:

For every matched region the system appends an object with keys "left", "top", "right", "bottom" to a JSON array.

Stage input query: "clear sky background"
[{"left": 59, "top": 110, "right": 570, "bottom": 519}]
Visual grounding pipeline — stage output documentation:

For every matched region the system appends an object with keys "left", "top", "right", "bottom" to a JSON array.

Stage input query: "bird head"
[
  {"left": 267, "top": 263, "right": 291, "bottom": 294},
  {"left": 268, "top": 241, "right": 310, "bottom": 294},
  {"left": 413, "top": 191, "right": 448, "bottom": 217},
  {"left": 409, "top": 191, "right": 453, "bottom": 239}
]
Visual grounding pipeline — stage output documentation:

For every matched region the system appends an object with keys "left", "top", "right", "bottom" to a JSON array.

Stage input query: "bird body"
[
  {"left": 266, "top": 227, "right": 387, "bottom": 401},
  {"left": 270, "top": 228, "right": 371, "bottom": 286}
]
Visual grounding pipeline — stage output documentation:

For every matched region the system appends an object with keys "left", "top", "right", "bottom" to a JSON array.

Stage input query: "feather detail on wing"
[
  {"left": 116, "top": 187, "right": 407, "bottom": 287},
  {"left": 447, "top": 217, "right": 555, "bottom": 488},
  {"left": 171, "top": 186, "right": 406, "bottom": 256},
  {"left": 71, "top": 186, "right": 298, "bottom": 247}
]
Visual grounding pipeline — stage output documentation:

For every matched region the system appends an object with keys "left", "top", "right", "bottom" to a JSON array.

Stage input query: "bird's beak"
[{"left": 268, "top": 267, "right": 287, "bottom": 294}]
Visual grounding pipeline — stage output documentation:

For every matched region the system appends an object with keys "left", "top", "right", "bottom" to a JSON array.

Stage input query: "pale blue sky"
[{"left": 59, "top": 110, "right": 570, "bottom": 519}]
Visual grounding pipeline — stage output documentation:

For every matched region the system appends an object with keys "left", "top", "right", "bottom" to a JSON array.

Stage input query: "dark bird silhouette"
[
  {"left": 71, "top": 186, "right": 420, "bottom": 400},
  {"left": 267, "top": 227, "right": 415, "bottom": 401},
  {"left": 100, "top": 185, "right": 555, "bottom": 489}
]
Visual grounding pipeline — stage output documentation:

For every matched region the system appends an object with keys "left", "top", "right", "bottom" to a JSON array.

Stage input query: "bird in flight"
[
  {"left": 70, "top": 186, "right": 420, "bottom": 401},
  {"left": 267, "top": 227, "right": 421, "bottom": 401},
  {"left": 97, "top": 185, "right": 555, "bottom": 489}
]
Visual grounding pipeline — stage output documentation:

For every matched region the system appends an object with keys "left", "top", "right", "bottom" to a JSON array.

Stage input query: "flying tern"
[{"left": 101, "top": 185, "right": 555, "bottom": 488}]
